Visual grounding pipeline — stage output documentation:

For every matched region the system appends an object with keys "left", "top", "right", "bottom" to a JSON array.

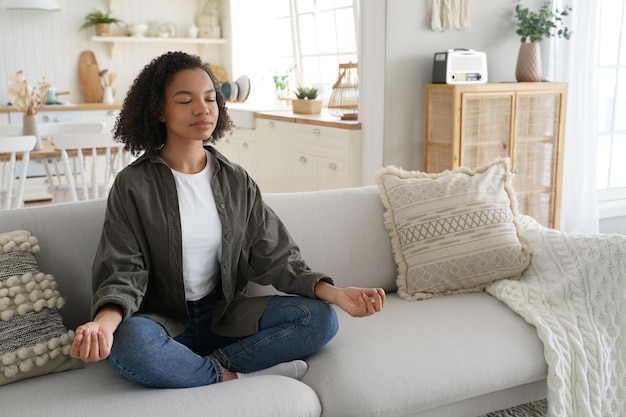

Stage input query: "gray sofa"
[{"left": 0, "top": 185, "right": 549, "bottom": 417}]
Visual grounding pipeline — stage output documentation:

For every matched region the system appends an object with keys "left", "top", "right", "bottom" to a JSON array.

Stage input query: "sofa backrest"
[
  {"left": 262, "top": 186, "right": 397, "bottom": 293},
  {"left": 0, "top": 185, "right": 398, "bottom": 330}
]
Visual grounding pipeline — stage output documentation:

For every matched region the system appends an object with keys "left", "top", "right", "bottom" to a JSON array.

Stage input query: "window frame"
[{"left": 596, "top": 0, "right": 626, "bottom": 204}]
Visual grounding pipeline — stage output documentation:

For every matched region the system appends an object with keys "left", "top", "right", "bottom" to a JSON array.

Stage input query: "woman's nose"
[{"left": 194, "top": 102, "right": 210, "bottom": 115}]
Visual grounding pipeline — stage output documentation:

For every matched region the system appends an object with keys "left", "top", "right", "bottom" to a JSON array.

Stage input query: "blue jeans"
[{"left": 108, "top": 293, "right": 338, "bottom": 388}]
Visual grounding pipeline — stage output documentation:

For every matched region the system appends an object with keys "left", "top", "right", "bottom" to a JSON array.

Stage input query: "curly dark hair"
[{"left": 113, "top": 51, "right": 233, "bottom": 156}]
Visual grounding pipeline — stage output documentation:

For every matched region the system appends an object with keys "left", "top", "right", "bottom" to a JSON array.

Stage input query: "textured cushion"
[
  {"left": 376, "top": 158, "right": 531, "bottom": 300},
  {"left": 0, "top": 230, "right": 83, "bottom": 385}
]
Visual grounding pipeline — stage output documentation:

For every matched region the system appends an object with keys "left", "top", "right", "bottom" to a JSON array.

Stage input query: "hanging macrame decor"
[{"left": 431, "top": 0, "right": 470, "bottom": 31}]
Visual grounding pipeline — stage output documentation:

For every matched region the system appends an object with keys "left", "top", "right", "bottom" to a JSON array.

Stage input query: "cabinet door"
[
  {"left": 460, "top": 92, "right": 514, "bottom": 168},
  {"left": 290, "top": 152, "right": 318, "bottom": 191},
  {"left": 290, "top": 123, "right": 359, "bottom": 191},
  {"left": 513, "top": 91, "right": 564, "bottom": 228},
  {"left": 255, "top": 119, "right": 290, "bottom": 192},
  {"left": 319, "top": 158, "right": 350, "bottom": 190},
  {"left": 215, "top": 129, "right": 257, "bottom": 178},
  {"left": 290, "top": 153, "right": 350, "bottom": 192},
  {"left": 80, "top": 110, "right": 120, "bottom": 135}
]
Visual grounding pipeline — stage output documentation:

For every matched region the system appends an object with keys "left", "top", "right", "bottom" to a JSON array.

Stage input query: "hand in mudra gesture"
[{"left": 334, "top": 287, "right": 386, "bottom": 317}]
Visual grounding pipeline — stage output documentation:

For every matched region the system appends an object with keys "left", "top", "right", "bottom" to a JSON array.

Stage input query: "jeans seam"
[{"left": 220, "top": 301, "right": 311, "bottom": 368}]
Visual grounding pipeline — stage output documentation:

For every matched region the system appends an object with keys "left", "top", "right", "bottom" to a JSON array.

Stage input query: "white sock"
[{"left": 236, "top": 360, "right": 308, "bottom": 380}]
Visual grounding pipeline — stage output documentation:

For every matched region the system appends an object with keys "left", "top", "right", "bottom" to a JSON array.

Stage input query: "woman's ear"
[{"left": 158, "top": 114, "right": 165, "bottom": 123}]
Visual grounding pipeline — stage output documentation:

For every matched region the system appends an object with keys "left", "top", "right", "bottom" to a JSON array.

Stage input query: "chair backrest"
[
  {"left": 49, "top": 133, "right": 127, "bottom": 201},
  {"left": 0, "top": 135, "right": 37, "bottom": 209},
  {"left": 0, "top": 124, "right": 24, "bottom": 137}
]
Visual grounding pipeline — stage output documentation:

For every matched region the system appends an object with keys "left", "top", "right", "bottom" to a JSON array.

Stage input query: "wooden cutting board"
[{"left": 78, "top": 50, "right": 103, "bottom": 103}]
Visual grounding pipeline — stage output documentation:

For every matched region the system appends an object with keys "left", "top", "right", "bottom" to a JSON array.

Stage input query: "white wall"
[
  {"left": 382, "top": 0, "right": 540, "bottom": 172},
  {"left": 0, "top": 0, "right": 227, "bottom": 105}
]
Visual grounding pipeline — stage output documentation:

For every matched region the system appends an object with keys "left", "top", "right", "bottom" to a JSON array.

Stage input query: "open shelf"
[{"left": 90, "top": 36, "right": 227, "bottom": 56}]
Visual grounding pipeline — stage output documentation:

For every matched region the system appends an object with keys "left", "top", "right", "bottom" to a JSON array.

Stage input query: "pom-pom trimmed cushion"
[
  {"left": 0, "top": 230, "right": 83, "bottom": 385},
  {"left": 376, "top": 158, "right": 531, "bottom": 300}
]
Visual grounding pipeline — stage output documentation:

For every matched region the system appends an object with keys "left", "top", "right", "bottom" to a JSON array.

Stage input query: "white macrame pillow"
[
  {"left": 376, "top": 158, "right": 531, "bottom": 300},
  {"left": 0, "top": 230, "right": 83, "bottom": 385}
]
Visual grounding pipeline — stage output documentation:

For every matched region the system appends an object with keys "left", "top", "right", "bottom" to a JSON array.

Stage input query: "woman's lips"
[{"left": 192, "top": 121, "right": 213, "bottom": 129}]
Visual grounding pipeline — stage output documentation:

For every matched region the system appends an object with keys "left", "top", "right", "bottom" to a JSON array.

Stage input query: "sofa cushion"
[
  {"left": 303, "top": 293, "right": 547, "bottom": 417},
  {"left": 0, "top": 230, "right": 83, "bottom": 385},
  {"left": 376, "top": 158, "right": 531, "bottom": 300},
  {"left": 0, "top": 361, "right": 322, "bottom": 417}
]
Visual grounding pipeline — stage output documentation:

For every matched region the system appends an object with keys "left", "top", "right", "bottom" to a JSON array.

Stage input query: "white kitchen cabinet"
[
  {"left": 213, "top": 128, "right": 257, "bottom": 178},
  {"left": 254, "top": 115, "right": 362, "bottom": 193},
  {"left": 211, "top": 113, "right": 362, "bottom": 193},
  {"left": 289, "top": 123, "right": 361, "bottom": 192},
  {"left": 79, "top": 109, "right": 121, "bottom": 135},
  {"left": 9, "top": 111, "right": 80, "bottom": 125},
  {"left": 254, "top": 119, "right": 291, "bottom": 192}
]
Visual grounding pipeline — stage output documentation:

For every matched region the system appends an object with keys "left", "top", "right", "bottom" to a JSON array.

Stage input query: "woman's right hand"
[
  {"left": 69, "top": 322, "right": 114, "bottom": 362},
  {"left": 70, "top": 305, "right": 123, "bottom": 363}
]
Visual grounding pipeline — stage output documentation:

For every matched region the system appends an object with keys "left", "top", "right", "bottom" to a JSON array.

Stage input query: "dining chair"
[
  {"left": 0, "top": 135, "right": 37, "bottom": 209},
  {"left": 37, "top": 122, "right": 107, "bottom": 188},
  {"left": 0, "top": 124, "right": 23, "bottom": 136},
  {"left": 49, "top": 133, "right": 128, "bottom": 201}
]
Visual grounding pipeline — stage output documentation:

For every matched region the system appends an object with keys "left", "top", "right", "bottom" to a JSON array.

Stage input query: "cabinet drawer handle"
[
  {"left": 242, "top": 142, "right": 248, "bottom": 148},
  {"left": 328, "top": 162, "right": 337, "bottom": 170},
  {"left": 268, "top": 121, "right": 275, "bottom": 128},
  {"left": 299, "top": 156, "right": 308, "bottom": 163},
  {"left": 312, "top": 128, "right": 321, "bottom": 135}
]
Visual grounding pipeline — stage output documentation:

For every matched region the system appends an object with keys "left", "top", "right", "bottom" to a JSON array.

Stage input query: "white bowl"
[{"left": 128, "top": 24, "right": 148, "bottom": 37}]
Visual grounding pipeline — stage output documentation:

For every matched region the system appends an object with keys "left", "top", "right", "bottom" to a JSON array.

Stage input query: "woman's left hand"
[
  {"left": 335, "top": 287, "right": 385, "bottom": 317},
  {"left": 315, "top": 282, "right": 385, "bottom": 317}
]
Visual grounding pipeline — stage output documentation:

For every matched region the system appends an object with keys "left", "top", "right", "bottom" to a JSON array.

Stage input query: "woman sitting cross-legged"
[{"left": 69, "top": 51, "right": 385, "bottom": 388}]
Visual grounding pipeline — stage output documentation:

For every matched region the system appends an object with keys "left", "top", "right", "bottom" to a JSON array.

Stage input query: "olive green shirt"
[{"left": 91, "top": 146, "right": 332, "bottom": 338}]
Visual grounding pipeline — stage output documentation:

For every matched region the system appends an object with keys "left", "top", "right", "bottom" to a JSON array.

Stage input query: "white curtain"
[{"left": 545, "top": 0, "right": 600, "bottom": 233}]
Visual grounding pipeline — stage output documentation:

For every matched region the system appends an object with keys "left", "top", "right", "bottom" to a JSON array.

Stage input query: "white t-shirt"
[{"left": 169, "top": 151, "right": 222, "bottom": 301}]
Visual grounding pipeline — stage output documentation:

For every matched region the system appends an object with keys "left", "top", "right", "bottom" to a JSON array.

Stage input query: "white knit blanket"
[{"left": 486, "top": 216, "right": 626, "bottom": 417}]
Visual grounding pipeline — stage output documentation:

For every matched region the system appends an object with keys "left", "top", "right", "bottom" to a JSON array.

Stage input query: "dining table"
[{"left": 0, "top": 138, "right": 120, "bottom": 162}]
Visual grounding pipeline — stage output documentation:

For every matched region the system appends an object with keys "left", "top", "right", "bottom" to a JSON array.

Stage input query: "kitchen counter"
[
  {"left": 0, "top": 103, "right": 123, "bottom": 113},
  {"left": 254, "top": 110, "right": 361, "bottom": 130}
]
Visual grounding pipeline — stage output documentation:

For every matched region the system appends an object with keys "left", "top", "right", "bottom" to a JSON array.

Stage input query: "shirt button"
[{"left": 219, "top": 203, "right": 225, "bottom": 209}]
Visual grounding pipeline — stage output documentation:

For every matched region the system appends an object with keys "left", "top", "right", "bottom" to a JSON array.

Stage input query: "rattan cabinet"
[{"left": 424, "top": 82, "right": 568, "bottom": 229}]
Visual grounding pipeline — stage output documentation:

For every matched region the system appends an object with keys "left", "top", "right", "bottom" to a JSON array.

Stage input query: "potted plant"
[
  {"left": 514, "top": 0, "right": 572, "bottom": 82},
  {"left": 292, "top": 85, "right": 322, "bottom": 115},
  {"left": 80, "top": 9, "right": 123, "bottom": 36}
]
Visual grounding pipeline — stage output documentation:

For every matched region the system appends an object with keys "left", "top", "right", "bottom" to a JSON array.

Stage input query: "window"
[
  {"left": 229, "top": 0, "right": 358, "bottom": 103},
  {"left": 596, "top": 0, "right": 626, "bottom": 202}
]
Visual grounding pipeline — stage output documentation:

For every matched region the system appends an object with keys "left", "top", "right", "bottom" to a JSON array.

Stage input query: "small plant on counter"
[
  {"left": 294, "top": 85, "right": 320, "bottom": 100},
  {"left": 8, "top": 70, "right": 50, "bottom": 115},
  {"left": 292, "top": 85, "right": 322, "bottom": 115}
]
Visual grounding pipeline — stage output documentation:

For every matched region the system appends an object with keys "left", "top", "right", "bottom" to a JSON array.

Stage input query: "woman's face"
[{"left": 159, "top": 68, "right": 219, "bottom": 145}]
